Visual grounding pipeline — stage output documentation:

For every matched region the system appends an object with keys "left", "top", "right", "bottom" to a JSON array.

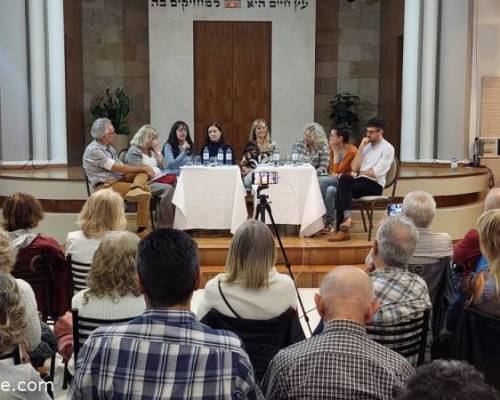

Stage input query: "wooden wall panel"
[
  {"left": 232, "top": 22, "right": 272, "bottom": 158},
  {"left": 64, "top": 0, "right": 85, "bottom": 166},
  {"left": 194, "top": 22, "right": 234, "bottom": 154}
]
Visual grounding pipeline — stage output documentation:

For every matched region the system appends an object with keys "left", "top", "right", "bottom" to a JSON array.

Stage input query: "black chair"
[
  {"left": 201, "top": 308, "right": 305, "bottom": 381},
  {"left": 366, "top": 308, "right": 431, "bottom": 366},
  {"left": 0, "top": 345, "right": 22, "bottom": 365},
  {"left": 66, "top": 254, "right": 91, "bottom": 295},
  {"left": 448, "top": 307, "right": 500, "bottom": 390},
  {"left": 72, "top": 309, "right": 135, "bottom": 365}
]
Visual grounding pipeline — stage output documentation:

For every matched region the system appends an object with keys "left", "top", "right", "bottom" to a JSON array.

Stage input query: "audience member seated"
[
  {"left": 241, "top": 119, "right": 278, "bottom": 188},
  {"left": 125, "top": 124, "right": 175, "bottom": 228},
  {"left": 368, "top": 216, "right": 432, "bottom": 365},
  {"left": 3, "top": 193, "right": 69, "bottom": 321},
  {"left": 396, "top": 360, "right": 500, "bottom": 400},
  {"left": 454, "top": 188, "right": 500, "bottom": 273},
  {"left": 403, "top": 190, "right": 452, "bottom": 264},
  {"left": 319, "top": 126, "right": 357, "bottom": 233},
  {"left": 0, "top": 272, "right": 51, "bottom": 400},
  {"left": 329, "top": 116, "right": 395, "bottom": 242},
  {"left": 69, "top": 228, "right": 263, "bottom": 399},
  {"left": 199, "top": 123, "right": 235, "bottom": 164},
  {"left": 66, "top": 188, "right": 126, "bottom": 265},
  {"left": 197, "top": 219, "right": 297, "bottom": 320},
  {"left": 470, "top": 210, "right": 500, "bottom": 317},
  {"left": 162, "top": 120, "right": 194, "bottom": 175},
  {"left": 290, "top": 122, "right": 330, "bottom": 175},
  {"left": 262, "top": 266, "right": 413, "bottom": 399},
  {"left": 0, "top": 230, "right": 40, "bottom": 353},
  {"left": 83, "top": 117, "right": 154, "bottom": 238}
]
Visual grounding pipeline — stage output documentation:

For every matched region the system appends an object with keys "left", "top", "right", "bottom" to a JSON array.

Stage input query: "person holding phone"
[
  {"left": 162, "top": 120, "right": 194, "bottom": 175},
  {"left": 199, "top": 123, "right": 235, "bottom": 164},
  {"left": 329, "top": 117, "right": 394, "bottom": 242}
]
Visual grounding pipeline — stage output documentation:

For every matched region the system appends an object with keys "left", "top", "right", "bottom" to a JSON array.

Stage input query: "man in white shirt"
[{"left": 329, "top": 117, "right": 394, "bottom": 242}]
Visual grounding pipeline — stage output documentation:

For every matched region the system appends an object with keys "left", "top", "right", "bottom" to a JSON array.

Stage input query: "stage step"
[{"left": 200, "top": 264, "right": 368, "bottom": 289}]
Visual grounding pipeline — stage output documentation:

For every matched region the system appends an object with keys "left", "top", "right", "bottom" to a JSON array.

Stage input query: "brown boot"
[{"left": 328, "top": 231, "right": 350, "bottom": 242}]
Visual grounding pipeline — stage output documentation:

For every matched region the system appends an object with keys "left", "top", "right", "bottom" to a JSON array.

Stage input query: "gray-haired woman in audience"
[
  {"left": 197, "top": 219, "right": 297, "bottom": 320},
  {"left": 126, "top": 124, "right": 175, "bottom": 228}
]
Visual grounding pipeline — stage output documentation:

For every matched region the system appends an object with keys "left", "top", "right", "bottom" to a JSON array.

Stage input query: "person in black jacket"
[{"left": 199, "top": 123, "right": 234, "bottom": 164}]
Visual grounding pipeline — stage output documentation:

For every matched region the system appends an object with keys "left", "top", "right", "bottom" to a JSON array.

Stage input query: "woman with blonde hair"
[
  {"left": 472, "top": 209, "right": 500, "bottom": 316},
  {"left": 241, "top": 119, "right": 279, "bottom": 188},
  {"left": 72, "top": 231, "right": 146, "bottom": 319},
  {"left": 291, "top": 122, "right": 330, "bottom": 176},
  {"left": 66, "top": 188, "right": 126, "bottom": 264},
  {"left": 0, "top": 229, "right": 41, "bottom": 352},
  {"left": 125, "top": 124, "right": 175, "bottom": 228},
  {"left": 197, "top": 219, "right": 296, "bottom": 320},
  {"left": 0, "top": 272, "right": 51, "bottom": 399}
]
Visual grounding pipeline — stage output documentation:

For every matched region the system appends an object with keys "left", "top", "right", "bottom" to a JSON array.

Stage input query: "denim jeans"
[{"left": 319, "top": 175, "right": 339, "bottom": 225}]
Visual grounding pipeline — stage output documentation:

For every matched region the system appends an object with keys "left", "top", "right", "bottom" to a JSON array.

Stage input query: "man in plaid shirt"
[
  {"left": 262, "top": 266, "right": 413, "bottom": 399},
  {"left": 69, "top": 229, "right": 263, "bottom": 400}
]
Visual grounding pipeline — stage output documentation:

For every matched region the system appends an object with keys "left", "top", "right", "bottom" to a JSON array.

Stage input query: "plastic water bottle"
[
  {"left": 217, "top": 147, "right": 224, "bottom": 166},
  {"left": 291, "top": 149, "right": 299, "bottom": 165},
  {"left": 203, "top": 147, "right": 210, "bottom": 166},
  {"left": 225, "top": 147, "right": 233, "bottom": 165},
  {"left": 273, "top": 149, "right": 280, "bottom": 166}
]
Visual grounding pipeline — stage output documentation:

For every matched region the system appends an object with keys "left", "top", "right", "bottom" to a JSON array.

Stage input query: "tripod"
[{"left": 255, "top": 185, "right": 313, "bottom": 335}]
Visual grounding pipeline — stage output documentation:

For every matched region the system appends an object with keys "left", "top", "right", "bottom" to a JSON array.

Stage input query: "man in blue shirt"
[{"left": 69, "top": 228, "right": 263, "bottom": 400}]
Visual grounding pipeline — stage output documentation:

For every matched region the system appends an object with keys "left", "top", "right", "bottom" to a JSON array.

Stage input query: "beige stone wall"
[
  {"left": 81, "top": 0, "right": 149, "bottom": 140},
  {"left": 337, "top": 0, "right": 380, "bottom": 136}
]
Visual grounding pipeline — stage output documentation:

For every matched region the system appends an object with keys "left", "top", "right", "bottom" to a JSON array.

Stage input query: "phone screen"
[
  {"left": 387, "top": 203, "right": 403, "bottom": 216},
  {"left": 252, "top": 171, "right": 279, "bottom": 185}
]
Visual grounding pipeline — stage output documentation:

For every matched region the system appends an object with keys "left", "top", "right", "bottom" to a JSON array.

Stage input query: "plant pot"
[{"left": 113, "top": 134, "right": 130, "bottom": 154}]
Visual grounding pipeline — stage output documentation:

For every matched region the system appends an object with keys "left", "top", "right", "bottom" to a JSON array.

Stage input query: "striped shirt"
[
  {"left": 262, "top": 319, "right": 413, "bottom": 399},
  {"left": 68, "top": 309, "right": 263, "bottom": 400},
  {"left": 291, "top": 140, "right": 330, "bottom": 176},
  {"left": 409, "top": 227, "right": 453, "bottom": 264}
]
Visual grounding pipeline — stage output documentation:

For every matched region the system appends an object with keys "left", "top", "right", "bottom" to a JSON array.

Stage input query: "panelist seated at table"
[
  {"left": 162, "top": 120, "right": 194, "bottom": 175},
  {"left": 290, "top": 122, "right": 330, "bottom": 176},
  {"left": 241, "top": 119, "right": 278, "bottom": 188},
  {"left": 83, "top": 118, "right": 154, "bottom": 238},
  {"left": 199, "top": 123, "right": 235, "bottom": 164},
  {"left": 319, "top": 127, "right": 358, "bottom": 234},
  {"left": 125, "top": 125, "right": 175, "bottom": 228},
  {"left": 329, "top": 116, "right": 395, "bottom": 242}
]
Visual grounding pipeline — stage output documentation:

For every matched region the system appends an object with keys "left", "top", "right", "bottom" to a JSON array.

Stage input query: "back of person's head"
[
  {"left": 402, "top": 190, "right": 436, "bottom": 228},
  {"left": 478, "top": 209, "right": 500, "bottom": 293},
  {"left": 0, "top": 271, "right": 25, "bottom": 354},
  {"left": 224, "top": 219, "right": 276, "bottom": 289},
  {"left": 78, "top": 189, "right": 127, "bottom": 238},
  {"left": 315, "top": 266, "right": 378, "bottom": 325},
  {"left": 137, "top": 228, "right": 199, "bottom": 308},
  {"left": 484, "top": 188, "right": 500, "bottom": 211},
  {"left": 2, "top": 193, "right": 44, "bottom": 232},
  {"left": 367, "top": 116, "right": 385, "bottom": 130},
  {"left": 375, "top": 216, "right": 418, "bottom": 268},
  {"left": 396, "top": 360, "right": 500, "bottom": 400},
  {"left": 85, "top": 231, "right": 141, "bottom": 303},
  {"left": 0, "top": 228, "right": 16, "bottom": 274},
  {"left": 130, "top": 124, "right": 159, "bottom": 148},
  {"left": 91, "top": 118, "right": 112, "bottom": 140}
]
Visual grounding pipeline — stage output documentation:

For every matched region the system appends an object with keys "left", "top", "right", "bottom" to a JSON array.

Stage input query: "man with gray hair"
[
  {"left": 83, "top": 118, "right": 155, "bottom": 237},
  {"left": 402, "top": 190, "right": 452, "bottom": 264},
  {"left": 369, "top": 215, "right": 432, "bottom": 365},
  {"left": 262, "top": 266, "right": 413, "bottom": 399},
  {"left": 454, "top": 188, "right": 500, "bottom": 272}
]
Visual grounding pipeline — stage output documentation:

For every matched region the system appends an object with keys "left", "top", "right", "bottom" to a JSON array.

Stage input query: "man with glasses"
[
  {"left": 329, "top": 116, "right": 395, "bottom": 242},
  {"left": 83, "top": 118, "right": 155, "bottom": 238}
]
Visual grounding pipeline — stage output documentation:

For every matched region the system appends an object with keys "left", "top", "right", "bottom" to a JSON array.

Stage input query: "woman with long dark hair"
[
  {"left": 199, "top": 123, "right": 234, "bottom": 164},
  {"left": 162, "top": 121, "right": 194, "bottom": 174}
]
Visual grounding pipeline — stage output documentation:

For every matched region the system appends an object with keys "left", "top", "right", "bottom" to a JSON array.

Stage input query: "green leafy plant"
[
  {"left": 330, "top": 92, "right": 361, "bottom": 139},
  {"left": 90, "top": 88, "right": 130, "bottom": 135}
]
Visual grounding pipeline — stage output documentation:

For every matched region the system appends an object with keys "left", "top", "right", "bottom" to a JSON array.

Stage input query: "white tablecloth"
[
  {"left": 173, "top": 165, "right": 248, "bottom": 233},
  {"left": 253, "top": 165, "right": 326, "bottom": 237}
]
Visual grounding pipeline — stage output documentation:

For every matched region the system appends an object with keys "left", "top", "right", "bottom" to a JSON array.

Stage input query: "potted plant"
[
  {"left": 330, "top": 92, "right": 361, "bottom": 142},
  {"left": 90, "top": 87, "right": 130, "bottom": 152}
]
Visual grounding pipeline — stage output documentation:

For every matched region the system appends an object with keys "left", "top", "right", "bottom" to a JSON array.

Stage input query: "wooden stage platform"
[{"left": 0, "top": 163, "right": 492, "bottom": 287}]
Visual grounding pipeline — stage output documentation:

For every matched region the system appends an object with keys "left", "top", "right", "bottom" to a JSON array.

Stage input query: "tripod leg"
[{"left": 255, "top": 204, "right": 266, "bottom": 223}]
